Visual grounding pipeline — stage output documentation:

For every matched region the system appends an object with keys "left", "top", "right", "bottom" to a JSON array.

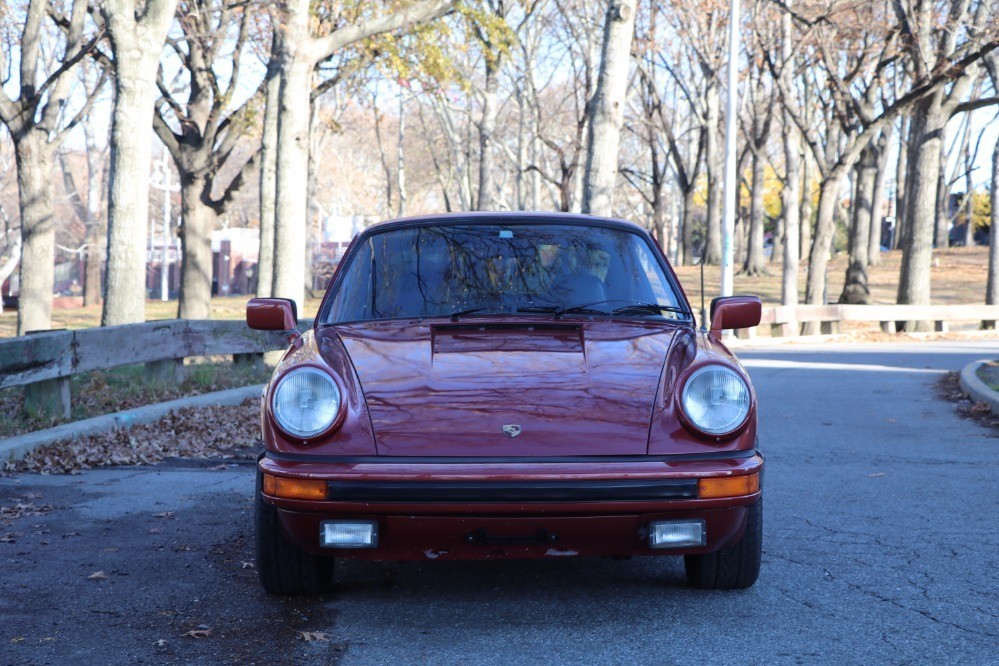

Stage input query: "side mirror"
[
  {"left": 247, "top": 298, "right": 298, "bottom": 331},
  {"left": 710, "top": 296, "right": 762, "bottom": 336}
]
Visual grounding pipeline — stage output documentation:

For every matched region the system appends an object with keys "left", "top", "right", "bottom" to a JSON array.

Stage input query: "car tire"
[
  {"left": 255, "top": 473, "right": 335, "bottom": 595},
  {"left": 683, "top": 499, "right": 762, "bottom": 590}
]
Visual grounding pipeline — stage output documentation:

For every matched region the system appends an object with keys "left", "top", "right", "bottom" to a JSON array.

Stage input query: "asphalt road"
[{"left": 1, "top": 340, "right": 996, "bottom": 665}]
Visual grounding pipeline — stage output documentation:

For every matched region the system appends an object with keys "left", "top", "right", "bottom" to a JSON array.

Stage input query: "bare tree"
[
  {"left": 894, "top": 0, "right": 995, "bottom": 326},
  {"left": 153, "top": 0, "right": 263, "bottom": 319},
  {"left": 99, "top": 0, "right": 179, "bottom": 326},
  {"left": 0, "top": 0, "right": 103, "bottom": 334},
  {"left": 581, "top": 0, "right": 637, "bottom": 217},
  {"left": 270, "top": 0, "right": 455, "bottom": 314}
]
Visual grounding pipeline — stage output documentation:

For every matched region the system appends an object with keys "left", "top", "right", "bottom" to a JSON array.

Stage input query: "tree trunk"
[
  {"left": 272, "top": 53, "right": 313, "bottom": 314},
  {"left": 803, "top": 176, "right": 843, "bottom": 332},
  {"left": 839, "top": 146, "right": 876, "bottom": 304},
  {"left": 581, "top": 0, "right": 637, "bottom": 217},
  {"left": 682, "top": 185, "right": 696, "bottom": 264},
  {"left": 14, "top": 131, "right": 57, "bottom": 334},
  {"left": 893, "top": 116, "right": 910, "bottom": 250},
  {"left": 867, "top": 125, "right": 893, "bottom": 266},
  {"left": 477, "top": 56, "right": 501, "bottom": 211},
  {"left": 83, "top": 125, "right": 106, "bottom": 306},
  {"left": 898, "top": 95, "right": 947, "bottom": 329},
  {"left": 257, "top": 60, "right": 280, "bottom": 298},
  {"left": 742, "top": 148, "right": 767, "bottom": 276},
  {"left": 101, "top": 0, "right": 177, "bottom": 327},
  {"left": 800, "top": 146, "right": 813, "bottom": 261},
  {"left": 988, "top": 126, "right": 999, "bottom": 308},
  {"left": 397, "top": 92, "right": 407, "bottom": 216},
  {"left": 986, "top": 56, "right": 998, "bottom": 311},
  {"left": 781, "top": 112, "right": 801, "bottom": 307},
  {"left": 703, "top": 81, "right": 722, "bottom": 264},
  {"left": 177, "top": 176, "right": 216, "bottom": 319},
  {"left": 934, "top": 129, "right": 949, "bottom": 249}
]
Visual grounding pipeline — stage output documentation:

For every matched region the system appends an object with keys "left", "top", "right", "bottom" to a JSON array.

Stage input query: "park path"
[{"left": 0, "top": 340, "right": 996, "bottom": 665}]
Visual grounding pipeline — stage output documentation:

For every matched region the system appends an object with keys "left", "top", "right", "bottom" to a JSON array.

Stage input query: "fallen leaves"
[
  {"left": 154, "top": 639, "right": 168, "bottom": 647},
  {"left": 295, "top": 630, "right": 330, "bottom": 642},
  {"left": 184, "top": 628, "right": 212, "bottom": 639},
  {"left": 240, "top": 561, "right": 254, "bottom": 569},
  {"left": 152, "top": 512, "right": 175, "bottom": 519},
  {"left": 2, "top": 399, "right": 261, "bottom": 476},
  {"left": 87, "top": 571, "right": 108, "bottom": 580}
]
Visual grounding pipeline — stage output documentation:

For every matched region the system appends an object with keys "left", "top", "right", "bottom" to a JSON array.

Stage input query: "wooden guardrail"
[
  {"left": 752, "top": 304, "right": 999, "bottom": 337},
  {"left": 0, "top": 319, "right": 310, "bottom": 420}
]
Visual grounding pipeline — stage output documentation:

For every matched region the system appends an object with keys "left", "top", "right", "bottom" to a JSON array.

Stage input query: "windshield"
[{"left": 322, "top": 223, "right": 688, "bottom": 324}]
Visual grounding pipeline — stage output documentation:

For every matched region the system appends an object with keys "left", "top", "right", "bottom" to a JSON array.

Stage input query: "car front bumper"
[{"left": 257, "top": 450, "right": 763, "bottom": 560}]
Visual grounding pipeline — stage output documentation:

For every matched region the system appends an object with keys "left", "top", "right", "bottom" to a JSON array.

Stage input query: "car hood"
[{"left": 323, "top": 319, "right": 682, "bottom": 457}]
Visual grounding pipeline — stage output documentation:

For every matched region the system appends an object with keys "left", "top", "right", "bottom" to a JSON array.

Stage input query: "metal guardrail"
[{"left": 0, "top": 319, "right": 311, "bottom": 420}]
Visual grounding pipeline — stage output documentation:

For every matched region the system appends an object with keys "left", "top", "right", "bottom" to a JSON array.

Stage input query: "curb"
[
  {"left": 958, "top": 360, "right": 999, "bottom": 414},
  {"left": 0, "top": 384, "right": 265, "bottom": 462}
]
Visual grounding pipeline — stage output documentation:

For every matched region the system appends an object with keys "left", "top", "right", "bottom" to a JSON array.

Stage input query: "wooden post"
[
  {"left": 23, "top": 377, "right": 71, "bottom": 420},
  {"left": 145, "top": 358, "right": 184, "bottom": 385},
  {"left": 233, "top": 352, "right": 264, "bottom": 371}
]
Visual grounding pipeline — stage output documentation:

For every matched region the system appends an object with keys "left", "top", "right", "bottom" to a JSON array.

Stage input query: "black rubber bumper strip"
[{"left": 326, "top": 479, "right": 699, "bottom": 503}]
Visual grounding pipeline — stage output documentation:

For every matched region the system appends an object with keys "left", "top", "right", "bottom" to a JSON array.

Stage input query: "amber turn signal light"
[
  {"left": 698, "top": 473, "right": 760, "bottom": 499},
  {"left": 262, "top": 474, "right": 327, "bottom": 500}
]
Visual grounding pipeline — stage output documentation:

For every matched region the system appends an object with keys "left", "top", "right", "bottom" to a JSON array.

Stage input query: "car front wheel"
[
  {"left": 255, "top": 473, "right": 335, "bottom": 595},
  {"left": 683, "top": 499, "right": 762, "bottom": 590}
]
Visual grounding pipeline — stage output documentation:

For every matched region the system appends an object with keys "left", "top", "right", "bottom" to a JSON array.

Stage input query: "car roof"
[{"left": 360, "top": 211, "right": 649, "bottom": 236}]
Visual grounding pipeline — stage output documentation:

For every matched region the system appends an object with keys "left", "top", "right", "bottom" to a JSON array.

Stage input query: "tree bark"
[
  {"left": 257, "top": 57, "right": 281, "bottom": 298},
  {"left": 934, "top": 128, "right": 949, "bottom": 249},
  {"left": 781, "top": 114, "right": 800, "bottom": 308},
  {"left": 581, "top": 0, "right": 637, "bottom": 217},
  {"left": 839, "top": 145, "right": 876, "bottom": 304},
  {"left": 742, "top": 148, "right": 767, "bottom": 276},
  {"left": 893, "top": 115, "right": 910, "bottom": 250},
  {"left": 703, "top": 80, "right": 722, "bottom": 264},
  {"left": 986, "top": 55, "right": 998, "bottom": 311},
  {"left": 867, "top": 125, "right": 893, "bottom": 266},
  {"left": 682, "top": 185, "right": 696, "bottom": 264},
  {"left": 477, "top": 56, "right": 500, "bottom": 211},
  {"left": 272, "top": 51, "right": 313, "bottom": 313},
  {"left": 803, "top": 172, "right": 845, "bottom": 332},
  {"left": 898, "top": 93, "right": 951, "bottom": 328},
  {"left": 14, "top": 132, "right": 56, "bottom": 334},
  {"left": 800, "top": 146, "right": 813, "bottom": 261},
  {"left": 177, "top": 177, "right": 216, "bottom": 319},
  {"left": 101, "top": 0, "right": 177, "bottom": 327}
]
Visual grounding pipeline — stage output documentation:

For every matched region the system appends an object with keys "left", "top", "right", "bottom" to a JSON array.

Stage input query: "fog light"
[
  {"left": 320, "top": 521, "right": 378, "bottom": 549},
  {"left": 649, "top": 520, "right": 705, "bottom": 548}
]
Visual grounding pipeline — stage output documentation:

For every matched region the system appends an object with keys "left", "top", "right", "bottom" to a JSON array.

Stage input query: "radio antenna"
[{"left": 698, "top": 244, "right": 707, "bottom": 333}]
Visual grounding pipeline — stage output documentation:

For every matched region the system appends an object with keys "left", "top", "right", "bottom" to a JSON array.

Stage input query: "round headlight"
[
  {"left": 681, "top": 365, "right": 751, "bottom": 435},
  {"left": 272, "top": 367, "right": 342, "bottom": 438}
]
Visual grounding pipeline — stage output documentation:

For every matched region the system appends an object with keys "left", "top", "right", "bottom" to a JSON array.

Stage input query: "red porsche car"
[{"left": 248, "top": 213, "right": 763, "bottom": 594}]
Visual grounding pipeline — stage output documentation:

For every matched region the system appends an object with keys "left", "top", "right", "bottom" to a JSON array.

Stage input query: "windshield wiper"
[
  {"left": 518, "top": 299, "right": 690, "bottom": 320},
  {"left": 449, "top": 306, "right": 497, "bottom": 322},
  {"left": 610, "top": 302, "right": 690, "bottom": 317}
]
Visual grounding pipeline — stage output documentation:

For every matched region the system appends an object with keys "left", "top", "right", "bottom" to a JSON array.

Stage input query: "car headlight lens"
[
  {"left": 681, "top": 365, "right": 750, "bottom": 435},
  {"left": 272, "top": 367, "right": 341, "bottom": 438}
]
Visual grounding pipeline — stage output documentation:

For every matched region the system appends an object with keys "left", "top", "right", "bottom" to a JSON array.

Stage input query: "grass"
[
  {"left": 976, "top": 361, "right": 999, "bottom": 392},
  {"left": 0, "top": 359, "right": 272, "bottom": 439}
]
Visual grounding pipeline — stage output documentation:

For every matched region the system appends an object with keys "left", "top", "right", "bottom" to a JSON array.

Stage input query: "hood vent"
[{"left": 431, "top": 323, "right": 583, "bottom": 354}]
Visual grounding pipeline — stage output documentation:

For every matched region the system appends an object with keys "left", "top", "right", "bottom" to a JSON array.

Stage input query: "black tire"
[
  {"left": 684, "top": 499, "right": 762, "bottom": 590},
  {"left": 255, "top": 473, "right": 335, "bottom": 595}
]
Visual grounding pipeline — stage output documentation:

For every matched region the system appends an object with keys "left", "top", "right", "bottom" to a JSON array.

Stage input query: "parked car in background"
[{"left": 248, "top": 212, "right": 763, "bottom": 594}]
